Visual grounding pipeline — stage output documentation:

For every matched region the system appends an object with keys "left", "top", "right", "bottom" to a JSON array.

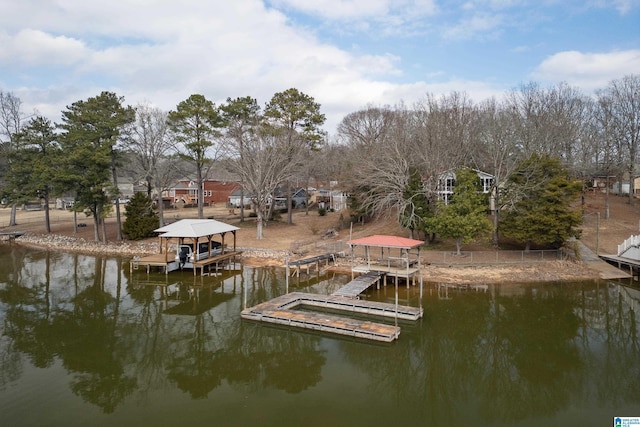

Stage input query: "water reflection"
[{"left": 0, "top": 244, "right": 639, "bottom": 426}]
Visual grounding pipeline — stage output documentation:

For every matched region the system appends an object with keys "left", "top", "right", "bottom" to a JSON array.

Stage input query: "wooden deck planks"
[
  {"left": 241, "top": 291, "right": 422, "bottom": 342},
  {"left": 331, "top": 272, "right": 381, "bottom": 299}
]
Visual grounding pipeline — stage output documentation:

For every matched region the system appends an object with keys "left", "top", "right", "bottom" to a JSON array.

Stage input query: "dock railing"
[{"left": 618, "top": 235, "right": 640, "bottom": 257}]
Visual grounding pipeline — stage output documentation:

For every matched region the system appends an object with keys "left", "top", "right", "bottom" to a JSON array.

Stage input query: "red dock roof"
[{"left": 347, "top": 235, "right": 424, "bottom": 249}]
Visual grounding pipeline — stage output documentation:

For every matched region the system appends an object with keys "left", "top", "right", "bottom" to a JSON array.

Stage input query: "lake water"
[{"left": 0, "top": 244, "right": 639, "bottom": 426}]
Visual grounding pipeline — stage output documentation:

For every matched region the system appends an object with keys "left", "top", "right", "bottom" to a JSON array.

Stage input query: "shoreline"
[{"left": 9, "top": 232, "right": 603, "bottom": 285}]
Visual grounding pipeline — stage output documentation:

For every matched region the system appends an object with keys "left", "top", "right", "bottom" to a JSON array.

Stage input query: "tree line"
[{"left": 0, "top": 75, "right": 638, "bottom": 248}]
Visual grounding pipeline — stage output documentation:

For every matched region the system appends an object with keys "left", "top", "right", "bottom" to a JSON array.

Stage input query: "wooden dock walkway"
[
  {"left": 131, "top": 250, "right": 242, "bottom": 275},
  {"left": 331, "top": 272, "right": 381, "bottom": 299},
  {"left": 193, "top": 251, "right": 242, "bottom": 276},
  {"left": 288, "top": 253, "right": 336, "bottom": 276},
  {"left": 0, "top": 231, "right": 25, "bottom": 241}
]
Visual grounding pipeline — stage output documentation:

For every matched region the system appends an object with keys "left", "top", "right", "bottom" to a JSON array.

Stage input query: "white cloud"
[
  {"left": 1, "top": 1, "right": 636, "bottom": 136},
  {"left": 532, "top": 49, "right": 640, "bottom": 91},
  {"left": 0, "top": 0, "right": 418, "bottom": 133},
  {"left": 442, "top": 13, "right": 504, "bottom": 40},
  {"left": 269, "top": 0, "right": 437, "bottom": 20},
  {"left": 0, "top": 29, "right": 88, "bottom": 66}
]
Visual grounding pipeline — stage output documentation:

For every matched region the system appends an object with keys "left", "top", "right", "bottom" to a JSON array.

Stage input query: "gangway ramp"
[{"left": 331, "top": 272, "right": 381, "bottom": 299}]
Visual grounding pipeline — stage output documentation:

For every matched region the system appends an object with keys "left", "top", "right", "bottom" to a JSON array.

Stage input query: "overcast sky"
[{"left": 1, "top": 0, "right": 638, "bottom": 134}]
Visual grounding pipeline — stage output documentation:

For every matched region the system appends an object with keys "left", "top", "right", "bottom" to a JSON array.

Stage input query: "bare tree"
[
  {"left": 597, "top": 74, "right": 640, "bottom": 205},
  {"left": 412, "top": 92, "right": 476, "bottom": 203},
  {"left": 126, "top": 103, "right": 179, "bottom": 226},
  {"left": 0, "top": 91, "right": 28, "bottom": 226},
  {"left": 594, "top": 94, "right": 627, "bottom": 218},
  {"left": 230, "top": 129, "right": 303, "bottom": 239},
  {"left": 507, "top": 82, "right": 591, "bottom": 165},
  {"left": 337, "top": 106, "right": 404, "bottom": 218},
  {"left": 220, "top": 96, "right": 261, "bottom": 222},
  {"left": 473, "top": 97, "right": 519, "bottom": 245}
]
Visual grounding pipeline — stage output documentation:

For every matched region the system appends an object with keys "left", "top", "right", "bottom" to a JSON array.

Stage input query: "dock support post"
[{"left": 286, "top": 256, "right": 289, "bottom": 294}]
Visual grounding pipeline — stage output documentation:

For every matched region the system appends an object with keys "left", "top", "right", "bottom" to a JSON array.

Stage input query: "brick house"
[{"left": 169, "top": 179, "right": 240, "bottom": 206}]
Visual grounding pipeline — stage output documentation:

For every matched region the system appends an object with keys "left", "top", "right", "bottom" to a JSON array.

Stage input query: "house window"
[{"left": 481, "top": 177, "right": 493, "bottom": 193}]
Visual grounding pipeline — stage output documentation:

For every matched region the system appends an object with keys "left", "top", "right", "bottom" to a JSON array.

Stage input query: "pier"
[
  {"left": 0, "top": 231, "right": 25, "bottom": 241},
  {"left": 288, "top": 253, "right": 336, "bottom": 277}
]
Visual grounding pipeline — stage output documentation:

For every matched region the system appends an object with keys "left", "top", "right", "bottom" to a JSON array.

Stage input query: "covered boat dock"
[{"left": 131, "top": 219, "right": 242, "bottom": 275}]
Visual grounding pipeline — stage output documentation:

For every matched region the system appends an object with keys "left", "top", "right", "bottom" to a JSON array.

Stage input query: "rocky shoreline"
[
  {"left": 14, "top": 232, "right": 292, "bottom": 263},
  {"left": 11, "top": 232, "right": 601, "bottom": 284}
]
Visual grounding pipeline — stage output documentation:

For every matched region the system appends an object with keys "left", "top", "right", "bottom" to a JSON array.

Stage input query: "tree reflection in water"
[{"left": 0, "top": 245, "right": 639, "bottom": 425}]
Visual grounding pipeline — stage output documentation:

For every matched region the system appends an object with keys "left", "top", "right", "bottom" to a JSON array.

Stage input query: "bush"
[{"left": 318, "top": 207, "right": 327, "bottom": 216}]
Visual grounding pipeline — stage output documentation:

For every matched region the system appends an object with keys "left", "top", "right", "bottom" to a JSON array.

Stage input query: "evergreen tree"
[
  {"left": 500, "top": 154, "right": 582, "bottom": 250},
  {"left": 264, "top": 88, "right": 326, "bottom": 224},
  {"left": 431, "top": 167, "right": 492, "bottom": 254},
  {"left": 58, "top": 91, "right": 134, "bottom": 242},
  {"left": 7, "top": 116, "right": 60, "bottom": 232},
  {"left": 122, "top": 193, "right": 159, "bottom": 240},
  {"left": 168, "top": 94, "right": 225, "bottom": 219}
]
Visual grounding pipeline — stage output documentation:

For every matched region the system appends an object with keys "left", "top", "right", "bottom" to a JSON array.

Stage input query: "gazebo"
[{"left": 347, "top": 235, "right": 424, "bottom": 288}]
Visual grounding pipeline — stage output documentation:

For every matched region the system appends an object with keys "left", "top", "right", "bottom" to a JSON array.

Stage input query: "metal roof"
[
  {"left": 155, "top": 219, "right": 239, "bottom": 238},
  {"left": 347, "top": 235, "right": 424, "bottom": 249}
]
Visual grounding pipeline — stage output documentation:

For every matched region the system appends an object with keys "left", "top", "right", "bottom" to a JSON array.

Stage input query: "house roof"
[
  {"left": 155, "top": 219, "right": 239, "bottom": 238},
  {"left": 347, "top": 235, "right": 424, "bottom": 249}
]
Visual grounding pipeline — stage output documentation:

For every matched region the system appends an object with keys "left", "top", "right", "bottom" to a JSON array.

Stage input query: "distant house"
[
  {"left": 228, "top": 187, "right": 309, "bottom": 209},
  {"left": 228, "top": 188, "right": 250, "bottom": 208},
  {"left": 56, "top": 197, "right": 75, "bottom": 210},
  {"left": 116, "top": 176, "right": 135, "bottom": 200},
  {"left": 291, "top": 188, "right": 308, "bottom": 208},
  {"left": 169, "top": 179, "right": 240, "bottom": 206},
  {"left": 311, "top": 187, "right": 348, "bottom": 211}
]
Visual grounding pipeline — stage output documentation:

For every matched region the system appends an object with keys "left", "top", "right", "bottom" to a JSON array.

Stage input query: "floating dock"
[{"left": 242, "top": 274, "right": 423, "bottom": 342}]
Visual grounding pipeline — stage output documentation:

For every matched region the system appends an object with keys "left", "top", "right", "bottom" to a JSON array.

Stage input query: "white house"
[{"left": 436, "top": 169, "right": 495, "bottom": 211}]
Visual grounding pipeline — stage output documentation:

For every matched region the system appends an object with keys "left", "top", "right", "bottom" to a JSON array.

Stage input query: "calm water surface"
[{"left": 0, "top": 244, "right": 639, "bottom": 426}]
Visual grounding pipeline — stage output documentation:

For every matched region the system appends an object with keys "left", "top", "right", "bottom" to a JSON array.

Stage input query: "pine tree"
[
  {"left": 500, "top": 154, "right": 582, "bottom": 250},
  {"left": 122, "top": 193, "right": 159, "bottom": 240}
]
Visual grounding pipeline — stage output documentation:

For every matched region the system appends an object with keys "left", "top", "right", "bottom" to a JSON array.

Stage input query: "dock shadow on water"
[{"left": 0, "top": 244, "right": 639, "bottom": 426}]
